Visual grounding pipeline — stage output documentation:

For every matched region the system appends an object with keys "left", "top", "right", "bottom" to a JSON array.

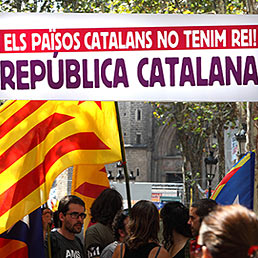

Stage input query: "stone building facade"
[{"left": 106, "top": 101, "right": 183, "bottom": 183}]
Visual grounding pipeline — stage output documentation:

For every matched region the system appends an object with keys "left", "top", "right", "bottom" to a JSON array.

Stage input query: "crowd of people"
[{"left": 43, "top": 189, "right": 258, "bottom": 258}]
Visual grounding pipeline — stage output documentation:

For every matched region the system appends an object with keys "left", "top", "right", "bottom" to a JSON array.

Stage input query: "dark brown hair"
[
  {"left": 90, "top": 188, "right": 123, "bottom": 226},
  {"left": 126, "top": 200, "right": 160, "bottom": 250},
  {"left": 200, "top": 204, "right": 258, "bottom": 258},
  {"left": 161, "top": 201, "right": 192, "bottom": 250},
  {"left": 191, "top": 199, "right": 217, "bottom": 223}
]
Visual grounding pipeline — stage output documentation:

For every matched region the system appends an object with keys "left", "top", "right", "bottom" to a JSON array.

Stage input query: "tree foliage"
[
  {"left": 1, "top": 0, "right": 255, "bottom": 14},
  {"left": 153, "top": 102, "right": 237, "bottom": 201}
]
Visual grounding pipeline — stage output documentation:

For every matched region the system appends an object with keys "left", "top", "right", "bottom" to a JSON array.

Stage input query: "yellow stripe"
[
  {"left": 0, "top": 100, "right": 29, "bottom": 123},
  {"left": 72, "top": 165, "right": 110, "bottom": 187},
  {"left": 227, "top": 152, "right": 250, "bottom": 173},
  {"left": 211, "top": 184, "right": 225, "bottom": 200},
  {"left": 0, "top": 101, "right": 57, "bottom": 153},
  {"left": 0, "top": 239, "right": 27, "bottom": 257},
  {"left": 0, "top": 183, "right": 47, "bottom": 234}
]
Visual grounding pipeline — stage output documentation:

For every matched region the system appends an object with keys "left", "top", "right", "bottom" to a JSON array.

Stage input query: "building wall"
[{"left": 107, "top": 101, "right": 183, "bottom": 184}]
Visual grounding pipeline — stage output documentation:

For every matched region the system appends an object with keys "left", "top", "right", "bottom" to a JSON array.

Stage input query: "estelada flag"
[
  {"left": 71, "top": 164, "right": 110, "bottom": 232},
  {"left": 211, "top": 151, "right": 255, "bottom": 209},
  {"left": 0, "top": 100, "right": 121, "bottom": 234},
  {"left": 0, "top": 208, "right": 45, "bottom": 258}
]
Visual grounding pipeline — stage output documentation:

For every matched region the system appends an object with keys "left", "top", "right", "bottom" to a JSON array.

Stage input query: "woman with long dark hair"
[
  {"left": 112, "top": 200, "right": 169, "bottom": 258},
  {"left": 160, "top": 202, "right": 192, "bottom": 258}
]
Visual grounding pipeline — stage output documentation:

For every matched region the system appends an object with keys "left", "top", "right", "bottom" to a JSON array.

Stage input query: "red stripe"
[
  {"left": 78, "top": 101, "right": 102, "bottom": 109},
  {"left": 0, "top": 238, "right": 10, "bottom": 247},
  {"left": 0, "top": 113, "right": 74, "bottom": 174},
  {"left": 95, "top": 101, "right": 102, "bottom": 110},
  {"left": 0, "top": 132, "right": 110, "bottom": 216},
  {"left": 99, "top": 167, "right": 106, "bottom": 173},
  {"left": 212, "top": 167, "right": 240, "bottom": 195},
  {"left": 0, "top": 101, "right": 47, "bottom": 139},
  {"left": 217, "top": 167, "right": 240, "bottom": 186},
  {"left": 0, "top": 101, "right": 16, "bottom": 114},
  {"left": 6, "top": 246, "right": 28, "bottom": 258},
  {"left": 0, "top": 239, "right": 28, "bottom": 258},
  {"left": 75, "top": 182, "right": 108, "bottom": 199}
]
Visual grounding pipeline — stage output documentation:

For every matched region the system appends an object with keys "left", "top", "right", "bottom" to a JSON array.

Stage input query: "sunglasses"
[{"left": 65, "top": 212, "right": 87, "bottom": 220}]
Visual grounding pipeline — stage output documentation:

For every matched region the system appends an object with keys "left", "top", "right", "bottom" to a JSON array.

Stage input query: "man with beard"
[
  {"left": 45, "top": 195, "right": 86, "bottom": 258},
  {"left": 188, "top": 199, "right": 217, "bottom": 258}
]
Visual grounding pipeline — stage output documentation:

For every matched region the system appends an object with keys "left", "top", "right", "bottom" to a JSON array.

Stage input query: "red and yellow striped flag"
[
  {"left": 71, "top": 164, "right": 110, "bottom": 231},
  {"left": 0, "top": 100, "right": 121, "bottom": 234}
]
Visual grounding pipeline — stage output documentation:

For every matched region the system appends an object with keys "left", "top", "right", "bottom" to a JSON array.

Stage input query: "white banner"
[{"left": 0, "top": 13, "right": 257, "bottom": 101}]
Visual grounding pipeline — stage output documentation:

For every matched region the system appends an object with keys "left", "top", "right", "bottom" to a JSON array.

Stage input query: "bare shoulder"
[{"left": 149, "top": 246, "right": 170, "bottom": 258}]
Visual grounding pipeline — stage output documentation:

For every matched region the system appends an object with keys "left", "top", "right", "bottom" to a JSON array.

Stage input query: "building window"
[
  {"left": 136, "top": 109, "right": 142, "bottom": 121},
  {"left": 136, "top": 168, "right": 140, "bottom": 176},
  {"left": 166, "top": 173, "right": 183, "bottom": 183},
  {"left": 136, "top": 134, "right": 141, "bottom": 144}
]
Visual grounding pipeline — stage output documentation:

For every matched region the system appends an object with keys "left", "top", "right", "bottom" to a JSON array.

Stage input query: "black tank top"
[{"left": 124, "top": 242, "right": 159, "bottom": 258}]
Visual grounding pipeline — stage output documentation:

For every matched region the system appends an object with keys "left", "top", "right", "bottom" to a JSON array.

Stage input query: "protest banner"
[{"left": 0, "top": 13, "right": 257, "bottom": 101}]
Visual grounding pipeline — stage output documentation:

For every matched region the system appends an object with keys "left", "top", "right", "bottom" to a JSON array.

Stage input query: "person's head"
[
  {"left": 90, "top": 188, "right": 123, "bottom": 226},
  {"left": 112, "top": 210, "right": 129, "bottom": 242},
  {"left": 41, "top": 207, "right": 53, "bottom": 228},
  {"left": 58, "top": 195, "right": 86, "bottom": 235},
  {"left": 161, "top": 201, "right": 192, "bottom": 250},
  {"left": 127, "top": 200, "right": 160, "bottom": 249},
  {"left": 199, "top": 204, "right": 258, "bottom": 258},
  {"left": 188, "top": 199, "right": 217, "bottom": 237}
]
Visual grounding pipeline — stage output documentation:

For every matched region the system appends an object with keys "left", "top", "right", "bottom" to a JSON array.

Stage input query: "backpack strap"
[
  {"left": 120, "top": 243, "right": 124, "bottom": 258},
  {"left": 154, "top": 246, "right": 161, "bottom": 258}
]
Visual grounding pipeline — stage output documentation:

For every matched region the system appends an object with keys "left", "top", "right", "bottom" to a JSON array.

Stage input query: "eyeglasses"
[{"left": 65, "top": 212, "right": 86, "bottom": 220}]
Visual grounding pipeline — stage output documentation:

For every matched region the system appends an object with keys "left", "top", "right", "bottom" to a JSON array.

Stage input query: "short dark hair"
[
  {"left": 161, "top": 201, "right": 192, "bottom": 250},
  {"left": 112, "top": 210, "right": 128, "bottom": 241},
  {"left": 58, "top": 195, "right": 85, "bottom": 215},
  {"left": 191, "top": 199, "right": 217, "bottom": 222},
  {"left": 90, "top": 188, "right": 123, "bottom": 226}
]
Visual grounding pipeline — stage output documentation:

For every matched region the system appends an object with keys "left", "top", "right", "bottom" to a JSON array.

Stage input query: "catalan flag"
[
  {"left": 0, "top": 207, "right": 45, "bottom": 258},
  {"left": 71, "top": 164, "right": 110, "bottom": 231},
  {"left": 0, "top": 100, "right": 121, "bottom": 234},
  {"left": 211, "top": 151, "right": 255, "bottom": 210}
]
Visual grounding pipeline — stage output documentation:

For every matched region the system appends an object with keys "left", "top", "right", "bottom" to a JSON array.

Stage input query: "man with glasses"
[{"left": 45, "top": 195, "right": 86, "bottom": 258}]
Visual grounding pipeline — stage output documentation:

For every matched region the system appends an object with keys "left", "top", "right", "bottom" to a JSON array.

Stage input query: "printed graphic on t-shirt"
[
  {"left": 87, "top": 245, "right": 101, "bottom": 258},
  {"left": 65, "top": 249, "right": 82, "bottom": 258}
]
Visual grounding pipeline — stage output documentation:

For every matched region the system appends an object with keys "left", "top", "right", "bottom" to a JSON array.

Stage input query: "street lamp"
[
  {"left": 116, "top": 170, "right": 124, "bottom": 182},
  {"left": 235, "top": 123, "right": 247, "bottom": 160},
  {"left": 204, "top": 151, "right": 218, "bottom": 198},
  {"left": 107, "top": 170, "right": 114, "bottom": 181},
  {"left": 129, "top": 171, "right": 136, "bottom": 182}
]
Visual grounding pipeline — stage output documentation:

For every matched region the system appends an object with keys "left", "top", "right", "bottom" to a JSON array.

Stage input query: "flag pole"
[{"left": 115, "top": 101, "right": 132, "bottom": 211}]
